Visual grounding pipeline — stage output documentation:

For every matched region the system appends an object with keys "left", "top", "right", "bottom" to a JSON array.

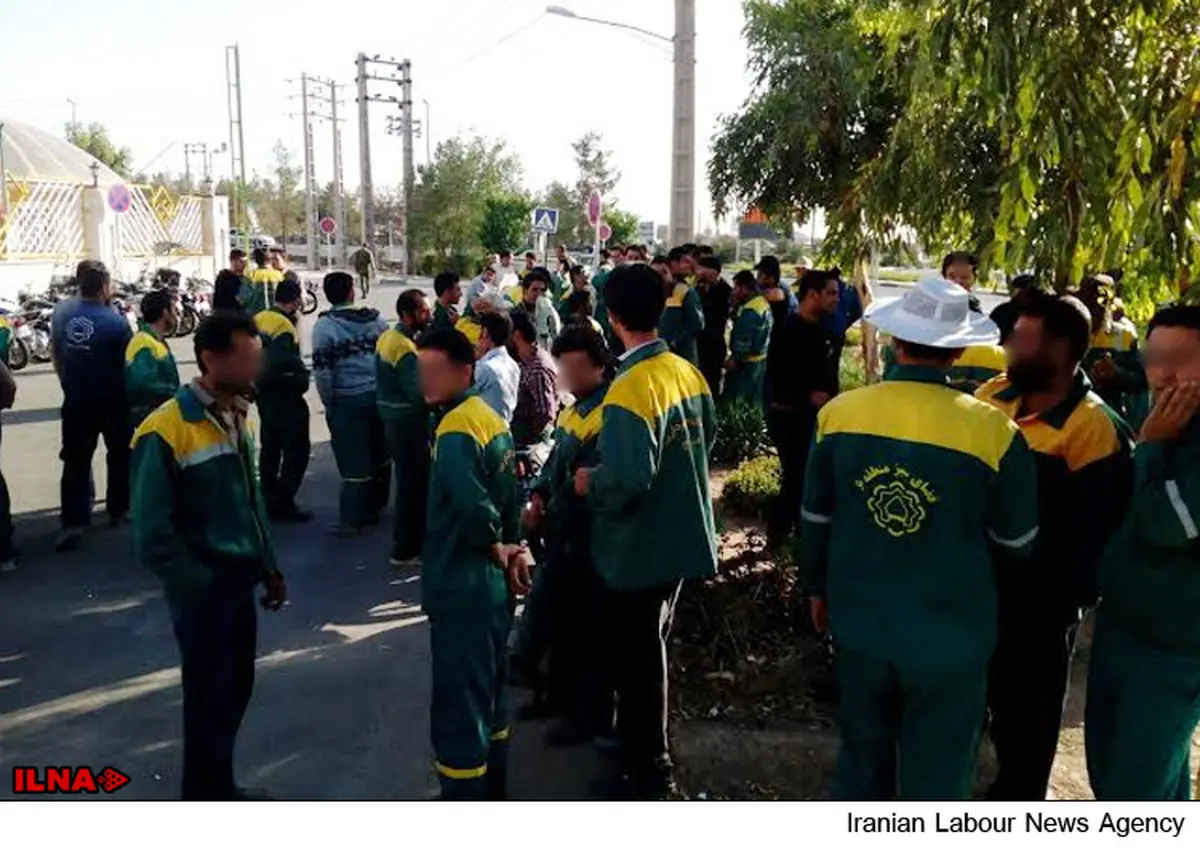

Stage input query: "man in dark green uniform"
[
  {"left": 1087, "top": 304, "right": 1200, "bottom": 801},
  {"left": 376, "top": 289, "right": 432, "bottom": 567},
  {"left": 253, "top": 280, "right": 312, "bottom": 523},
  {"left": 576, "top": 263, "right": 718, "bottom": 799},
  {"left": 131, "top": 311, "right": 286, "bottom": 800},
  {"left": 977, "top": 295, "right": 1133, "bottom": 800},
  {"left": 1078, "top": 275, "right": 1147, "bottom": 421},
  {"left": 124, "top": 289, "right": 180, "bottom": 428},
  {"left": 656, "top": 248, "right": 705, "bottom": 366},
  {"left": 725, "top": 272, "right": 772, "bottom": 406},
  {"left": 417, "top": 327, "right": 529, "bottom": 800},
  {"left": 800, "top": 277, "right": 1039, "bottom": 800},
  {"left": 431, "top": 271, "right": 463, "bottom": 332}
]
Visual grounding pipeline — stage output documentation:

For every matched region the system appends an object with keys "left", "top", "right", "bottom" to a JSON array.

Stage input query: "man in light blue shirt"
[{"left": 473, "top": 311, "right": 520, "bottom": 423}]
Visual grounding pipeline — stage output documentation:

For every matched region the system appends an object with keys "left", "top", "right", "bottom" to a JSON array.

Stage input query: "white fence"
[
  {"left": 118, "top": 185, "right": 204, "bottom": 258},
  {"left": 0, "top": 178, "right": 84, "bottom": 260}
]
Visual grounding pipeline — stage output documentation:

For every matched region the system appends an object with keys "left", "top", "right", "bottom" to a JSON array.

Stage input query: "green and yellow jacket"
[
  {"left": 533, "top": 382, "right": 608, "bottom": 557},
  {"left": 431, "top": 301, "right": 459, "bottom": 333},
  {"left": 253, "top": 308, "right": 310, "bottom": 400},
  {"left": 124, "top": 323, "right": 180, "bottom": 427},
  {"left": 422, "top": 392, "right": 521, "bottom": 613},
  {"left": 0, "top": 314, "right": 11, "bottom": 362},
  {"left": 375, "top": 324, "right": 427, "bottom": 430},
  {"left": 243, "top": 267, "right": 284, "bottom": 315},
  {"left": 882, "top": 340, "right": 1007, "bottom": 394},
  {"left": 800, "top": 365, "right": 1039, "bottom": 670},
  {"left": 130, "top": 384, "right": 278, "bottom": 600},
  {"left": 588, "top": 340, "right": 718, "bottom": 590},
  {"left": 658, "top": 281, "right": 705, "bottom": 366},
  {"left": 730, "top": 295, "right": 772, "bottom": 363},
  {"left": 1083, "top": 322, "right": 1146, "bottom": 422},
  {"left": 1097, "top": 420, "right": 1200, "bottom": 655},
  {"left": 977, "top": 372, "right": 1134, "bottom": 618},
  {"left": 592, "top": 268, "right": 613, "bottom": 338}
]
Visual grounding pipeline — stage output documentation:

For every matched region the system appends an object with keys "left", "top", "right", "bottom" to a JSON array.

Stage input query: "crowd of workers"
[{"left": 0, "top": 236, "right": 1197, "bottom": 804}]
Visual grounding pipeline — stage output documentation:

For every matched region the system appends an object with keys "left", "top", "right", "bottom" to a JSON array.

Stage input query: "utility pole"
[
  {"left": 356, "top": 53, "right": 408, "bottom": 255},
  {"left": 183, "top": 142, "right": 209, "bottom": 190},
  {"left": 400, "top": 61, "right": 415, "bottom": 275},
  {"left": 288, "top": 75, "right": 347, "bottom": 267},
  {"left": 225, "top": 44, "right": 248, "bottom": 241},
  {"left": 423, "top": 98, "right": 431, "bottom": 163},
  {"left": 670, "top": 0, "right": 696, "bottom": 247},
  {"left": 300, "top": 73, "right": 317, "bottom": 269},
  {"left": 330, "top": 79, "right": 347, "bottom": 266}
]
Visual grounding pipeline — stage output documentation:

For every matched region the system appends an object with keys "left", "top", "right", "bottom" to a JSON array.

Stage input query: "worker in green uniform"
[
  {"left": 1086, "top": 304, "right": 1200, "bottom": 801},
  {"left": 431, "top": 271, "right": 462, "bottom": 332},
  {"left": 655, "top": 249, "right": 704, "bottom": 366},
  {"left": 376, "top": 289, "right": 433, "bottom": 567},
  {"left": 253, "top": 280, "right": 312, "bottom": 523},
  {"left": 125, "top": 289, "right": 181, "bottom": 428},
  {"left": 800, "top": 277, "right": 1039, "bottom": 800},
  {"left": 416, "top": 327, "right": 530, "bottom": 800},
  {"left": 1077, "top": 275, "right": 1147, "bottom": 423},
  {"left": 242, "top": 248, "right": 283, "bottom": 316},
  {"left": 576, "top": 263, "right": 718, "bottom": 799},
  {"left": 725, "top": 271, "right": 772, "bottom": 406},
  {"left": 591, "top": 251, "right": 618, "bottom": 355},
  {"left": 311, "top": 272, "right": 390, "bottom": 533},
  {"left": 976, "top": 295, "right": 1133, "bottom": 800}
]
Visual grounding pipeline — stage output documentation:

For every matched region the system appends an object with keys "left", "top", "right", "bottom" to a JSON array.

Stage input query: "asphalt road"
[{"left": 0, "top": 274, "right": 606, "bottom": 800}]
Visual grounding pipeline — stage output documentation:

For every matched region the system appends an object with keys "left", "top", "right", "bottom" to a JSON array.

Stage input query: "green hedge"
[
  {"left": 712, "top": 400, "right": 772, "bottom": 466},
  {"left": 722, "top": 455, "right": 782, "bottom": 519}
]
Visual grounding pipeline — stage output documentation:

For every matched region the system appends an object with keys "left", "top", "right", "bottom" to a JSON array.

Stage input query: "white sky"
[{"left": 0, "top": 0, "right": 753, "bottom": 232}]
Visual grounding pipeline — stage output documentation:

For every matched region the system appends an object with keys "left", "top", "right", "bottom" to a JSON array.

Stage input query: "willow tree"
[{"left": 709, "top": 0, "right": 910, "bottom": 378}]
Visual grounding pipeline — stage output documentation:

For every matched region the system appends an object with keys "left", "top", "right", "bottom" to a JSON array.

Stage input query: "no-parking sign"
[{"left": 107, "top": 184, "right": 132, "bottom": 214}]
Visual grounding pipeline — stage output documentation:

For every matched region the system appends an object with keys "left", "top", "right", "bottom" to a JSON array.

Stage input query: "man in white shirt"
[
  {"left": 493, "top": 250, "right": 520, "bottom": 289},
  {"left": 473, "top": 310, "right": 521, "bottom": 423},
  {"left": 467, "top": 265, "right": 499, "bottom": 309}
]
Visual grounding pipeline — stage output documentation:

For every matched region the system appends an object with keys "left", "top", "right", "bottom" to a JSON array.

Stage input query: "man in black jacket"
[{"left": 696, "top": 256, "right": 732, "bottom": 399}]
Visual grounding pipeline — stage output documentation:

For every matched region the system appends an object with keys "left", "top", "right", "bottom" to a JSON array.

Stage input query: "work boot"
[
  {"left": 389, "top": 551, "right": 421, "bottom": 569},
  {"left": 54, "top": 528, "right": 83, "bottom": 553},
  {"left": 270, "top": 504, "right": 314, "bottom": 524}
]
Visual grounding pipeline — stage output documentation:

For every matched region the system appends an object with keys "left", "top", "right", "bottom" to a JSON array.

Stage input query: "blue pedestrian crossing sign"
[{"left": 531, "top": 207, "right": 560, "bottom": 235}]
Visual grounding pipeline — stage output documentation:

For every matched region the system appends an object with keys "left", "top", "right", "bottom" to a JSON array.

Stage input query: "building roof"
[{"left": 0, "top": 117, "right": 123, "bottom": 185}]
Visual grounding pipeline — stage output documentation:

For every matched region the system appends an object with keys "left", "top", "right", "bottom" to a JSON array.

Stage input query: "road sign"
[
  {"left": 319, "top": 216, "right": 337, "bottom": 236},
  {"left": 738, "top": 207, "right": 780, "bottom": 240},
  {"left": 107, "top": 184, "right": 132, "bottom": 214},
  {"left": 587, "top": 191, "right": 603, "bottom": 227},
  {"left": 531, "top": 207, "right": 560, "bottom": 235},
  {"left": 638, "top": 220, "right": 655, "bottom": 245},
  {"left": 598, "top": 222, "right": 613, "bottom": 242}
]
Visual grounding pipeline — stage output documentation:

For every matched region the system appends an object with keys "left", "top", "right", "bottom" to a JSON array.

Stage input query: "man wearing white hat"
[{"left": 799, "top": 277, "right": 1039, "bottom": 800}]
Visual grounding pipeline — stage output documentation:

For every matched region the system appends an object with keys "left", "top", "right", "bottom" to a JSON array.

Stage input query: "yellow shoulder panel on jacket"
[
  {"left": 376, "top": 327, "right": 416, "bottom": 366},
  {"left": 957, "top": 344, "right": 1008, "bottom": 371},
  {"left": 248, "top": 267, "right": 284, "bottom": 284},
  {"left": 130, "top": 398, "right": 232, "bottom": 470},
  {"left": 606, "top": 352, "right": 711, "bottom": 424},
  {"left": 1060, "top": 397, "right": 1124, "bottom": 471},
  {"left": 125, "top": 330, "right": 169, "bottom": 364},
  {"left": 1091, "top": 326, "right": 1135, "bottom": 353},
  {"left": 817, "top": 381, "right": 1018, "bottom": 472},
  {"left": 0, "top": 315, "right": 10, "bottom": 330},
  {"left": 437, "top": 395, "right": 508, "bottom": 447},
  {"left": 456, "top": 317, "right": 483, "bottom": 346},
  {"left": 666, "top": 282, "right": 689, "bottom": 307},
  {"left": 254, "top": 310, "right": 298, "bottom": 342},
  {"left": 560, "top": 403, "right": 604, "bottom": 442},
  {"left": 742, "top": 295, "right": 770, "bottom": 317}
]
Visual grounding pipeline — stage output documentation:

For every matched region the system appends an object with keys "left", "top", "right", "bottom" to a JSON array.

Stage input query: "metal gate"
[{"left": 0, "top": 177, "right": 84, "bottom": 260}]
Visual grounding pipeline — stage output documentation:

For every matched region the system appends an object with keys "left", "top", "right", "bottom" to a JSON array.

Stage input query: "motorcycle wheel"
[
  {"left": 7, "top": 337, "right": 29, "bottom": 371},
  {"left": 302, "top": 289, "right": 318, "bottom": 315},
  {"left": 176, "top": 307, "right": 198, "bottom": 337}
]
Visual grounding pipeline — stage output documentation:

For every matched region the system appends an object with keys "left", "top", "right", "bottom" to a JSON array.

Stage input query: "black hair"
[
  {"left": 1010, "top": 273, "right": 1040, "bottom": 292},
  {"left": 756, "top": 255, "right": 781, "bottom": 282},
  {"left": 212, "top": 269, "right": 243, "bottom": 310},
  {"left": 567, "top": 288, "right": 594, "bottom": 315},
  {"left": 274, "top": 279, "right": 302, "bottom": 304},
  {"left": 194, "top": 310, "right": 259, "bottom": 374},
  {"left": 552, "top": 323, "right": 608, "bottom": 367},
  {"left": 396, "top": 288, "right": 427, "bottom": 319},
  {"left": 323, "top": 271, "right": 354, "bottom": 305},
  {"left": 894, "top": 338, "right": 962, "bottom": 364},
  {"left": 229, "top": 248, "right": 247, "bottom": 262},
  {"left": 698, "top": 255, "right": 722, "bottom": 272},
  {"left": 695, "top": 245, "right": 715, "bottom": 258},
  {"left": 651, "top": 254, "right": 670, "bottom": 266},
  {"left": 140, "top": 289, "right": 174, "bottom": 324},
  {"left": 600, "top": 248, "right": 610, "bottom": 261},
  {"left": 434, "top": 271, "right": 461, "bottom": 297},
  {"left": 569, "top": 264, "right": 588, "bottom": 280},
  {"left": 666, "top": 246, "right": 688, "bottom": 264},
  {"left": 941, "top": 251, "right": 979, "bottom": 276},
  {"left": 417, "top": 327, "right": 476, "bottom": 367},
  {"left": 1016, "top": 295, "right": 1093, "bottom": 364},
  {"left": 604, "top": 263, "right": 666, "bottom": 333},
  {"left": 75, "top": 259, "right": 110, "bottom": 298},
  {"left": 610, "top": 244, "right": 626, "bottom": 253},
  {"left": 510, "top": 309, "right": 537, "bottom": 345},
  {"left": 479, "top": 310, "right": 512, "bottom": 347},
  {"left": 731, "top": 269, "right": 756, "bottom": 290},
  {"left": 251, "top": 247, "right": 269, "bottom": 267},
  {"left": 499, "top": 250, "right": 512, "bottom": 260},
  {"left": 681, "top": 243, "right": 698, "bottom": 255},
  {"left": 524, "top": 251, "right": 536, "bottom": 260},
  {"left": 521, "top": 267, "right": 552, "bottom": 288},
  {"left": 798, "top": 269, "right": 839, "bottom": 298},
  {"left": 1149, "top": 304, "right": 1200, "bottom": 337}
]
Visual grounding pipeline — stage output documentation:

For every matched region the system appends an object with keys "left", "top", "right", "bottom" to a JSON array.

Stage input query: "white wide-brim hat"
[{"left": 865, "top": 276, "right": 1000, "bottom": 348}]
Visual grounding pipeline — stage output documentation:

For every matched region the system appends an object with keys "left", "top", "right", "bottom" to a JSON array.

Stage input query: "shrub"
[
  {"left": 722, "top": 455, "right": 782, "bottom": 519},
  {"left": 712, "top": 400, "right": 771, "bottom": 466}
]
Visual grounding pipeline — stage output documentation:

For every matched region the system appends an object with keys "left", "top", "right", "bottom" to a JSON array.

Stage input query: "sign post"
[
  {"left": 319, "top": 216, "right": 337, "bottom": 269},
  {"left": 531, "top": 207, "right": 560, "bottom": 266},
  {"left": 587, "top": 191, "right": 603, "bottom": 268}
]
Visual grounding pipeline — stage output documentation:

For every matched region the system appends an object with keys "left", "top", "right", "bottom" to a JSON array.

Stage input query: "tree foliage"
[
  {"left": 606, "top": 208, "right": 640, "bottom": 247},
  {"left": 571, "top": 131, "right": 620, "bottom": 244},
  {"left": 65, "top": 122, "right": 133, "bottom": 178},
  {"left": 479, "top": 193, "right": 534, "bottom": 254}
]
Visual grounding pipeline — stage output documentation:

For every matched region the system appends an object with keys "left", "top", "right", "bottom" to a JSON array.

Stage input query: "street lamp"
[{"left": 545, "top": 3, "right": 694, "bottom": 246}]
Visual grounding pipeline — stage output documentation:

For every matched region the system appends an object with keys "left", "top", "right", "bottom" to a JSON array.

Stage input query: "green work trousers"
[
  {"left": 724, "top": 360, "right": 766, "bottom": 407},
  {"left": 383, "top": 417, "right": 429, "bottom": 561},
  {"left": 1085, "top": 615, "right": 1200, "bottom": 801},
  {"left": 326, "top": 398, "right": 390, "bottom": 529},
  {"left": 258, "top": 393, "right": 311, "bottom": 513},
  {"left": 429, "top": 601, "right": 514, "bottom": 800},
  {"left": 833, "top": 646, "right": 987, "bottom": 800}
]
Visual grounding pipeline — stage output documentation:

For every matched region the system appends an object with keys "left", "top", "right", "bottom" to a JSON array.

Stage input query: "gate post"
[
  {"left": 200, "top": 193, "right": 229, "bottom": 279},
  {"left": 81, "top": 185, "right": 117, "bottom": 269}
]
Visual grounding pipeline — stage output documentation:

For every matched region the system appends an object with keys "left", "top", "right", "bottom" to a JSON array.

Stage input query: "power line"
[{"left": 458, "top": 11, "right": 547, "bottom": 67}]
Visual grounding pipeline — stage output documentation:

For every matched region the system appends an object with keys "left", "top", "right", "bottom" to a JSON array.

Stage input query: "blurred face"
[
  {"left": 419, "top": 348, "right": 473, "bottom": 405},
  {"left": 269, "top": 251, "right": 285, "bottom": 270},
  {"left": 164, "top": 303, "right": 180, "bottom": 334},
  {"left": 1005, "top": 315, "right": 1061, "bottom": 392},
  {"left": 446, "top": 281, "right": 463, "bottom": 304},
  {"left": 571, "top": 271, "right": 587, "bottom": 290},
  {"left": 815, "top": 279, "right": 839, "bottom": 315},
  {"left": 500, "top": 254, "right": 512, "bottom": 267},
  {"left": 611, "top": 249, "right": 626, "bottom": 265},
  {"left": 757, "top": 269, "right": 777, "bottom": 289},
  {"left": 652, "top": 261, "right": 672, "bottom": 284},
  {"left": 231, "top": 256, "right": 247, "bottom": 275},
  {"left": 202, "top": 331, "right": 262, "bottom": 396},
  {"left": 1144, "top": 325, "right": 1200, "bottom": 398},
  {"left": 525, "top": 255, "right": 536, "bottom": 270},
  {"left": 524, "top": 279, "right": 547, "bottom": 304},
  {"left": 945, "top": 260, "right": 976, "bottom": 291},
  {"left": 482, "top": 268, "right": 495, "bottom": 284},
  {"left": 406, "top": 295, "right": 433, "bottom": 331},
  {"left": 556, "top": 350, "right": 605, "bottom": 398},
  {"left": 733, "top": 283, "right": 754, "bottom": 306}
]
